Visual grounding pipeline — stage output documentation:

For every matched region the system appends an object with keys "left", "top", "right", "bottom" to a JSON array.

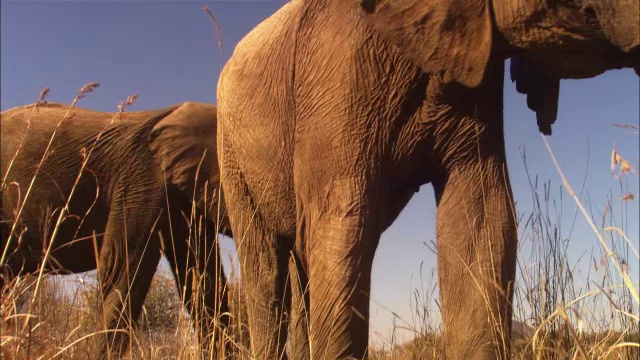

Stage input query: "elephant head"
[
  {"left": 360, "top": 0, "right": 639, "bottom": 133},
  {"left": 360, "top": 0, "right": 639, "bottom": 85}
]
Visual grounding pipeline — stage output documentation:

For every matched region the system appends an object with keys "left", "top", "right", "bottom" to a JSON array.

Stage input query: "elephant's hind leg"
[
  {"left": 95, "top": 196, "right": 162, "bottom": 359},
  {"left": 234, "top": 216, "right": 292, "bottom": 360},
  {"left": 219, "top": 140, "right": 293, "bottom": 360}
]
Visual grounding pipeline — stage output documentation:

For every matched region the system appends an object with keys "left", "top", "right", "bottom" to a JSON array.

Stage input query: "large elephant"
[
  {"left": 216, "top": 0, "right": 638, "bottom": 359},
  {"left": 1, "top": 102, "right": 230, "bottom": 358}
]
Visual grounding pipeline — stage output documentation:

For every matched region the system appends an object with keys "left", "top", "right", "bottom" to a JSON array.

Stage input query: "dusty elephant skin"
[
  {"left": 216, "top": 0, "right": 638, "bottom": 359},
  {"left": 0, "top": 102, "right": 230, "bottom": 358}
]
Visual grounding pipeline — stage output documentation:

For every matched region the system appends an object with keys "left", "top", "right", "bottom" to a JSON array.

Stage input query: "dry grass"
[
  {"left": 0, "top": 269, "right": 251, "bottom": 358},
  {"left": 0, "top": 272, "right": 250, "bottom": 360}
]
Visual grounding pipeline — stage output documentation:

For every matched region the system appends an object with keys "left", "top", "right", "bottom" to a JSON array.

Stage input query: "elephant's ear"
[
  {"left": 360, "top": 0, "right": 493, "bottom": 88},
  {"left": 148, "top": 102, "right": 219, "bottom": 197}
]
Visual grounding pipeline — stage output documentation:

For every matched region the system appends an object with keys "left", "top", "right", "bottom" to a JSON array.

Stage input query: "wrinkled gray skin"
[
  {"left": 217, "top": 0, "right": 639, "bottom": 359},
  {"left": 1, "top": 102, "right": 231, "bottom": 358}
]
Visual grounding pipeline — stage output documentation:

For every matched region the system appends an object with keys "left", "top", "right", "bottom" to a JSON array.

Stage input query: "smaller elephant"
[{"left": 1, "top": 102, "right": 231, "bottom": 358}]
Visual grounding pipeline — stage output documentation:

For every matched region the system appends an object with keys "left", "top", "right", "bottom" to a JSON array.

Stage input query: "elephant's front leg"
[
  {"left": 435, "top": 160, "right": 517, "bottom": 359},
  {"left": 431, "top": 64, "right": 517, "bottom": 359},
  {"left": 296, "top": 173, "right": 381, "bottom": 359},
  {"left": 96, "top": 193, "right": 162, "bottom": 359}
]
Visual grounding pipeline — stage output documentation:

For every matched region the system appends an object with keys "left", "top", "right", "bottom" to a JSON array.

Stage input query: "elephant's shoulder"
[
  {"left": 178, "top": 102, "right": 216, "bottom": 114},
  {"left": 148, "top": 103, "right": 217, "bottom": 148},
  {"left": 37, "top": 102, "right": 70, "bottom": 110}
]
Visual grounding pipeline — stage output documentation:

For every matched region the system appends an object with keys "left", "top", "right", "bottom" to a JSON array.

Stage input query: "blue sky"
[{"left": 2, "top": 0, "right": 638, "bottom": 346}]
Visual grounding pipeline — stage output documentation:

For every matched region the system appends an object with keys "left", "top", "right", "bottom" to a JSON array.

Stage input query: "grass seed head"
[
  {"left": 37, "top": 87, "right": 50, "bottom": 104},
  {"left": 118, "top": 93, "right": 139, "bottom": 113},
  {"left": 77, "top": 82, "right": 100, "bottom": 99}
]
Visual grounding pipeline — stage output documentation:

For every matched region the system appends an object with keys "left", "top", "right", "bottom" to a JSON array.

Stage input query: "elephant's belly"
[
  {"left": 10, "top": 198, "right": 109, "bottom": 275},
  {"left": 46, "top": 239, "right": 101, "bottom": 273}
]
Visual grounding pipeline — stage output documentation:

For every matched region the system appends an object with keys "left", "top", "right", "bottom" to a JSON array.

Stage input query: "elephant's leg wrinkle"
[{"left": 97, "top": 235, "right": 161, "bottom": 358}]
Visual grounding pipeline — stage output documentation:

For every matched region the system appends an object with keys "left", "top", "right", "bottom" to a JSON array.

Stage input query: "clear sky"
[{"left": 2, "top": 0, "right": 638, "bottom": 346}]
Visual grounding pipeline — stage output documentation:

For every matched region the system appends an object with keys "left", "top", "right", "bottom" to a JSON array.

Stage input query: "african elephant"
[
  {"left": 216, "top": 0, "right": 638, "bottom": 359},
  {"left": 1, "top": 102, "right": 230, "bottom": 358}
]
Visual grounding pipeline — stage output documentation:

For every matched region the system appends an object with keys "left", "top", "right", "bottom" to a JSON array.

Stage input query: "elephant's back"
[
  {"left": 1, "top": 103, "right": 112, "bottom": 177},
  {"left": 1, "top": 103, "right": 109, "bottom": 215},
  {"left": 219, "top": 0, "right": 300, "bottom": 115},
  {"left": 1, "top": 102, "right": 179, "bottom": 172}
]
